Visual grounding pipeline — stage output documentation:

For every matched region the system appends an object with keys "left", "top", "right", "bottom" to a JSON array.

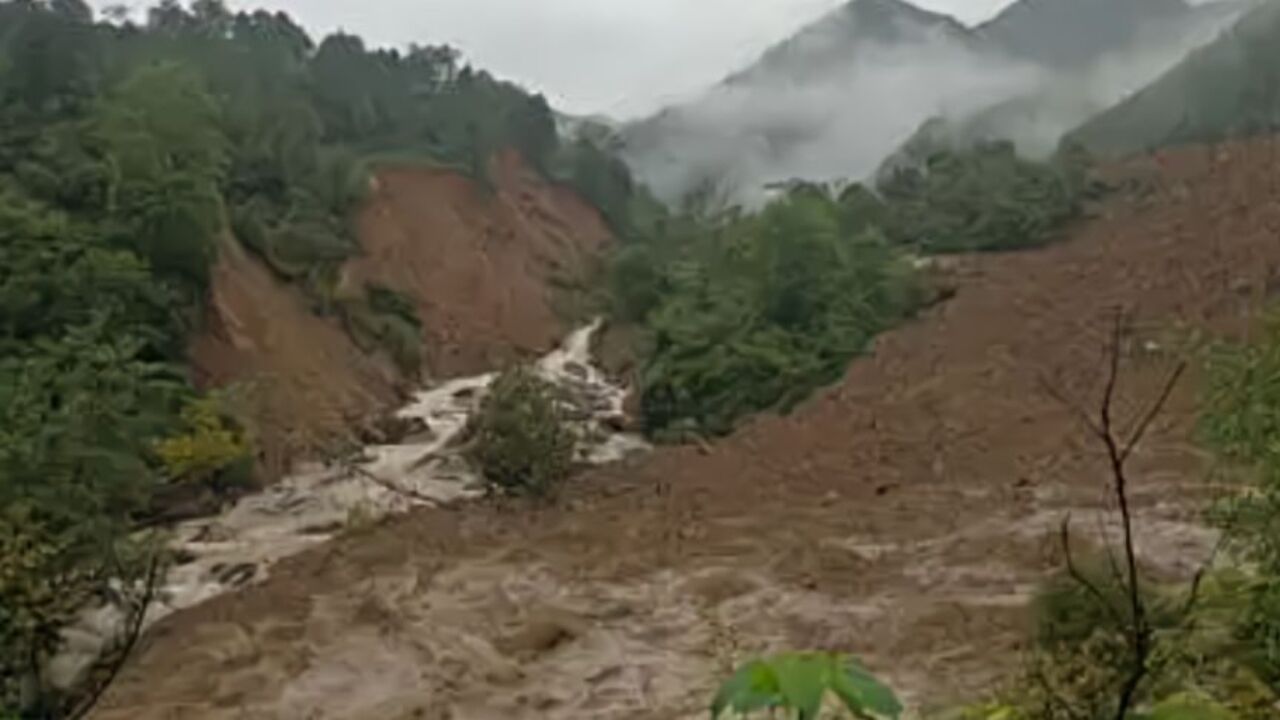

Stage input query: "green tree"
[
  {"left": 465, "top": 367, "right": 576, "bottom": 496},
  {"left": 93, "top": 62, "right": 228, "bottom": 294}
]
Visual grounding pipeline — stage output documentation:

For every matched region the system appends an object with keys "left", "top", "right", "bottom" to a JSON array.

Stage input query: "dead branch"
[
  {"left": 1059, "top": 516, "right": 1126, "bottom": 629},
  {"left": 66, "top": 549, "right": 164, "bottom": 720},
  {"left": 1120, "top": 362, "right": 1187, "bottom": 463},
  {"left": 1040, "top": 310, "right": 1188, "bottom": 720}
]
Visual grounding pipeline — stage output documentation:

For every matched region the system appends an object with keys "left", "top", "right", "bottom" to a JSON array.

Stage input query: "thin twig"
[
  {"left": 1181, "top": 508, "right": 1237, "bottom": 620},
  {"left": 1099, "top": 312, "right": 1124, "bottom": 441},
  {"left": 1037, "top": 373, "right": 1105, "bottom": 439},
  {"left": 66, "top": 551, "right": 163, "bottom": 720},
  {"left": 1039, "top": 311, "right": 1190, "bottom": 720},
  {"left": 1120, "top": 363, "right": 1188, "bottom": 463},
  {"left": 1060, "top": 516, "right": 1126, "bottom": 629}
]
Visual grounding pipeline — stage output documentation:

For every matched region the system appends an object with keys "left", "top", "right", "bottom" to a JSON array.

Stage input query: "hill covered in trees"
[
  {"left": 974, "top": 0, "right": 1236, "bottom": 68},
  {"left": 1069, "top": 0, "right": 1280, "bottom": 155}
]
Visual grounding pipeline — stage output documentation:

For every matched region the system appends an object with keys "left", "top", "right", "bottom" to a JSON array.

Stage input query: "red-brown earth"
[
  {"left": 100, "top": 138, "right": 1280, "bottom": 718},
  {"left": 190, "top": 151, "right": 610, "bottom": 473}
]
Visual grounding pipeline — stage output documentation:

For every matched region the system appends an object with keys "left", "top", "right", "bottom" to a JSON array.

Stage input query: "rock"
[
  {"left": 189, "top": 522, "right": 236, "bottom": 544},
  {"left": 170, "top": 548, "right": 199, "bottom": 566},
  {"left": 360, "top": 415, "right": 431, "bottom": 445},
  {"left": 601, "top": 414, "right": 629, "bottom": 433},
  {"left": 212, "top": 562, "right": 257, "bottom": 587}
]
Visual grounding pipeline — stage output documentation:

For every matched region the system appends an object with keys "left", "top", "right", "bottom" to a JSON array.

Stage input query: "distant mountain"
[
  {"left": 722, "top": 0, "right": 977, "bottom": 85},
  {"left": 620, "top": 0, "right": 1245, "bottom": 205},
  {"left": 1068, "top": 0, "right": 1280, "bottom": 155},
  {"left": 620, "top": 0, "right": 1035, "bottom": 204},
  {"left": 977, "top": 0, "right": 1193, "bottom": 68},
  {"left": 885, "top": 0, "right": 1247, "bottom": 166}
]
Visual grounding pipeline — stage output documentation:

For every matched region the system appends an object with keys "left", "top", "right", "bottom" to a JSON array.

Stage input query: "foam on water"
[{"left": 48, "top": 320, "right": 648, "bottom": 689}]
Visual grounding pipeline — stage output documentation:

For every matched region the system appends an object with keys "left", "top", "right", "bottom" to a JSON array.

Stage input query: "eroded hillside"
[
  {"left": 191, "top": 154, "right": 611, "bottom": 473},
  {"left": 94, "top": 138, "right": 1280, "bottom": 718},
  {"left": 347, "top": 151, "right": 611, "bottom": 377}
]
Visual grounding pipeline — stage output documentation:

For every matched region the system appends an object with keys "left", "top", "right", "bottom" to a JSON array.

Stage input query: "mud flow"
[{"left": 94, "top": 143, "right": 1280, "bottom": 718}]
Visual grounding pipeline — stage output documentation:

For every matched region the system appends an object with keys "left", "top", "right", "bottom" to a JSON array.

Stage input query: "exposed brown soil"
[
  {"left": 101, "top": 138, "right": 1280, "bottom": 719},
  {"left": 346, "top": 150, "right": 612, "bottom": 378},
  {"left": 189, "top": 238, "right": 401, "bottom": 477},
  {"left": 190, "top": 152, "right": 612, "bottom": 471}
]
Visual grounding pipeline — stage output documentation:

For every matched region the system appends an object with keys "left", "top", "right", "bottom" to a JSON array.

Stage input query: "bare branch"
[
  {"left": 1060, "top": 516, "right": 1126, "bottom": 629},
  {"left": 1037, "top": 372, "right": 1105, "bottom": 440},
  {"left": 1090, "top": 506, "right": 1128, "bottom": 600},
  {"left": 1119, "top": 362, "right": 1188, "bottom": 463},
  {"left": 1181, "top": 508, "right": 1236, "bottom": 620},
  {"left": 1043, "top": 310, "right": 1180, "bottom": 720},
  {"left": 66, "top": 550, "right": 164, "bottom": 720},
  {"left": 1099, "top": 311, "right": 1125, "bottom": 440}
]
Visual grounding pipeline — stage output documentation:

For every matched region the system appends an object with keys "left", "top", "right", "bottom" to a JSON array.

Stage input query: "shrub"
[
  {"left": 153, "top": 395, "right": 252, "bottom": 490},
  {"left": 0, "top": 510, "right": 96, "bottom": 714},
  {"left": 1031, "top": 557, "right": 1182, "bottom": 653},
  {"left": 877, "top": 141, "right": 1084, "bottom": 254},
  {"left": 1200, "top": 315, "right": 1280, "bottom": 689},
  {"left": 338, "top": 283, "right": 424, "bottom": 376},
  {"left": 465, "top": 367, "right": 576, "bottom": 496}
]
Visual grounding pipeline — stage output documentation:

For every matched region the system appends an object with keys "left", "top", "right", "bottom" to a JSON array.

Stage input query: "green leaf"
[
  {"left": 711, "top": 653, "right": 901, "bottom": 720},
  {"left": 772, "top": 654, "right": 831, "bottom": 720},
  {"left": 710, "top": 659, "right": 782, "bottom": 718},
  {"left": 830, "top": 659, "right": 903, "bottom": 719}
]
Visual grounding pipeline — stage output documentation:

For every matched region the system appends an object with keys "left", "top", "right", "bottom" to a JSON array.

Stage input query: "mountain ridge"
[
  {"left": 619, "top": 0, "right": 1247, "bottom": 202},
  {"left": 619, "top": 0, "right": 1030, "bottom": 202},
  {"left": 1068, "top": 0, "right": 1280, "bottom": 155},
  {"left": 976, "top": 0, "right": 1195, "bottom": 67}
]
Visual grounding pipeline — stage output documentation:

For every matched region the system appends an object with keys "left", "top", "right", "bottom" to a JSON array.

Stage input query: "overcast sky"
[{"left": 106, "top": 0, "right": 1018, "bottom": 118}]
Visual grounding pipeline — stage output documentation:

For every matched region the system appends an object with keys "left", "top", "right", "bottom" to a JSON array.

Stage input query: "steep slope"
[
  {"left": 723, "top": 0, "right": 976, "bottom": 86},
  {"left": 347, "top": 151, "right": 612, "bottom": 377},
  {"left": 189, "top": 238, "right": 402, "bottom": 477},
  {"left": 620, "top": 0, "right": 1037, "bottom": 203},
  {"left": 885, "top": 0, "right": 1246, "bottom": 163},
  {"left": 191, "top": 154, "right": 612, "bottom": 472},
  {"left": 626, "top": 0, "right": 1247, "bottom": 201},
  {"left": 96, "top": 137, "right": 1280, "bottom": 718},
  {"left": 1069, "top": 0, "right": 1280, "bottom": 156},
  {"left": 978, "top": 0, "right": 1196, "bottom": 68}
]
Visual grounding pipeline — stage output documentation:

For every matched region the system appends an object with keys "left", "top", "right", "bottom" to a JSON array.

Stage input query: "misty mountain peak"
[
  {"left": 839, "top": 0, "right": 969, "bottom": 33},
  {"left": 725, "top": 0, "right": 974, "bottom": 86}
]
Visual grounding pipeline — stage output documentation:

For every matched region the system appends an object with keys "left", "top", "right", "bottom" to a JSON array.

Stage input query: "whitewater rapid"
[{"left": 49, "top": 320, "right": 648, "bottom": 689}]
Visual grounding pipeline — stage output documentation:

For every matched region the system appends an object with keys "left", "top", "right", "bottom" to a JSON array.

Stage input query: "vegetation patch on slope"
[{"left": 600, "top": 140, "right": 1091, "bottom": 438}]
